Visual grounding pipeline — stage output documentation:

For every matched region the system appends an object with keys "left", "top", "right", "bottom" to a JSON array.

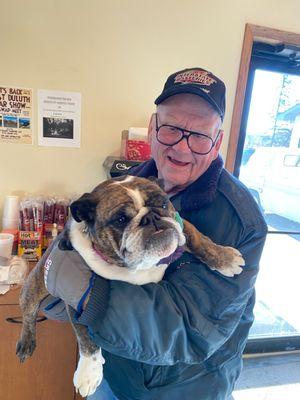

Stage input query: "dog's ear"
[
  {"left": 70, "top": 193, "right": 97, "bottom": 224},
  {"left": 148, "top": 176, "right": 165, "bottom": 191}
]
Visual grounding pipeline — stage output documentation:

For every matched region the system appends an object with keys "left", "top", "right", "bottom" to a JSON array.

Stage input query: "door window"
[{"left": 236, "top": 62, "right": 300, "bottom": 350}]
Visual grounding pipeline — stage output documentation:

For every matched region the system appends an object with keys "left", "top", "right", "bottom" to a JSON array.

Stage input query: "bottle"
[{"left": 50, "top": 223, "right": 58, "bottom": 245}]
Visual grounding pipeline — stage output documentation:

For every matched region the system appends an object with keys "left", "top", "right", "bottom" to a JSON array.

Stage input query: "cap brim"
[{"left": 154, "top": 85, "right": 223, "bottom": 119}]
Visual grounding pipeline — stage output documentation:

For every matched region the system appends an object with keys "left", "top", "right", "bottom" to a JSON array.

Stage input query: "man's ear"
[
  {"left": 216, "top": 129, "right": 223, "bottom": 149},
  {"left": 212, "top": 129, "right": 224, "bottom": 159},
  {"left": 70, "top": 193, "right": 97, "bottom": 224},
  {"left": 147, "top": 113, "right": 156, "bottom": 143}
]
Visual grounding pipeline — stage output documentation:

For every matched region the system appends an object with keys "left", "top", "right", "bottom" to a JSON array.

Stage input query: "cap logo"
[{"left": 174, "top": 70, "right": 217, "bottom": 87}]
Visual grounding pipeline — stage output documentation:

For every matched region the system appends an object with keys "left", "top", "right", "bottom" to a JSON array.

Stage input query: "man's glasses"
[{"left": 155, "top": 113, "right": 220, "bottom": 155}]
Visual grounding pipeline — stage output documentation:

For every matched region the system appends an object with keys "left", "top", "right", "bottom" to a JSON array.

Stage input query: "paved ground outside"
[
  {"left": 233, "top": 352, "right": 300, "bottom": 400},
  {"left": 249, "top": 213, "right": 300, "bottom": 339}
]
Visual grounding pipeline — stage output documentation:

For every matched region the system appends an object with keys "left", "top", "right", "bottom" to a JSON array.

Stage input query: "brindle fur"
[
  {"left": 16, "top": 236, "right": 99, "bottom": 363},
  {"left": 16, "top": 176, "right": 244, "bottom": 379},
  {"left": 183, "top": 219, "right": 242, "bottom": 273}
]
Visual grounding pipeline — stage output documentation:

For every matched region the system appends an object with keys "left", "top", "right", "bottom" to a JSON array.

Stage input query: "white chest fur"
[{"left": 69, "top": 219, "right": 168, "bottom": 285}]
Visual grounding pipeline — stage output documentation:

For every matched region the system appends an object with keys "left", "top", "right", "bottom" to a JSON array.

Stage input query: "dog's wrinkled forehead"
[
  {"left": 112, "top": 176, "right": 144, "bottom": 209},
  {"left": 92, "top": 176, "right": 167, "bottom": 218}
]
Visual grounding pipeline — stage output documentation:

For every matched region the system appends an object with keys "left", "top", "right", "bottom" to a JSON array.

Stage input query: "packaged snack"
[{"left": 18, "top": 231, "right": 42, "bottom": 261}]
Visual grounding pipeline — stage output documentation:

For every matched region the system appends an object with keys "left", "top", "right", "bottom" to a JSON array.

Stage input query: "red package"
[{"left": 125, "top": 140, "right": 151, "bottom": 161}]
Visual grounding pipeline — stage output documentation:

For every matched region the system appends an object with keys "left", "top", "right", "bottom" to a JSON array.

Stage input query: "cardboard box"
[
  {"left": 125, "top": 140, "right": 151, "bottom": 161},
  {"left": 121, "top": 130, "right": 151, "bottom": 161},
  {"left": 121, "top": 130, "right": 129, "bottom": 158}
]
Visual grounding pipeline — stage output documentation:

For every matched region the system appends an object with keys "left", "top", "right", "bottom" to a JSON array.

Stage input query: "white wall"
[{"left": 1, "top": 0, "right": 300, "bottom": 220}]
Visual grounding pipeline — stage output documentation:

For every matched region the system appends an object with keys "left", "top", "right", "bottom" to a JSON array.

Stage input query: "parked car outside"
[{"left": 239, "top": 147, "right": 300, "bottom": 224}]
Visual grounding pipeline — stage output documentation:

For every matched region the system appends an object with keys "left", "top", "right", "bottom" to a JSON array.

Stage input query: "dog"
[{"left": 16, "top": 175, "right": 244, "bottom": 397}]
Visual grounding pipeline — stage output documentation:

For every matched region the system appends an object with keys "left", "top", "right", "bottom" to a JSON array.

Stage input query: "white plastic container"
[
  {"left": 3, "top": 195, "right": 19, "bottom": 220},
  {"left": 0, "top": 233, "right": 14, "bottom": 259},
  {"left": 2, "top": 217, "right": 19, "bottom": 230}
]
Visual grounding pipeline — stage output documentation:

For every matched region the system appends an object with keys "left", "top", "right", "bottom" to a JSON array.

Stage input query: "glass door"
[{"left": 236, "top": 60, "right": 300, "bottom": 352}]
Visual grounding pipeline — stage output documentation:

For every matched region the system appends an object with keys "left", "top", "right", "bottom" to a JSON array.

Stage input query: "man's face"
[{"left": 148, "top": 94, "right": 223, "bottom": 194}]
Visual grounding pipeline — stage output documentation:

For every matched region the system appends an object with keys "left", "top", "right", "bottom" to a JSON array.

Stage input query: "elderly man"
[{"left": 43, "top": 67, "right": 267, "bottom": 400}]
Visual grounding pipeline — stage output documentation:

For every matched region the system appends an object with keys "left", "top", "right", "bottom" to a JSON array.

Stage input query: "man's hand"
[{"left": 43, "top": 240, "right": 95, "bottom": 314}]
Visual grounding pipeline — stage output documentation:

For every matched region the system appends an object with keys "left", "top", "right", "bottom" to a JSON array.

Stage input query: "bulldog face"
[{"left": 70, "top": 176, "right": 185, "bottom": 270}]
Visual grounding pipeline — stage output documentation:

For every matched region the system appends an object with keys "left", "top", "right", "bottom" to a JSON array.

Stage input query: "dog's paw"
[
  {"left": 73, "top": 350, "right": 104, "bottom": 397},
  {"left": 216, "top": 264, "right": 243, "bottom": 277},
  {"left": 210, "top": 247, "right": 245, "bottom": 277},
  {"left": 16, "top": 336, "right": 36, "bottom": 363}
]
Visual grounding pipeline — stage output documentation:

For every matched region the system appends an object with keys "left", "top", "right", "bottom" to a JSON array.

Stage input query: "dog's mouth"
[
  {"left": 145, "top": 227, "right": 179, "bottom": 254},
  {"left": 153, "top": 229, "right": 164, "bottom": 235},
  {"left": 122, "top": 233, "right": 170, "bottom": 250},
  {"left": 122, "top": 228, "right": 172, "bottom": 255},
  {"left": 146, "top": 226, "right": 176, "bottom": 243},
  {"left": 92, "top": 214, "right": 185, "bottom": 270},
  {"left": 121, "top": 225, "right": 183, "bottom": 270}
]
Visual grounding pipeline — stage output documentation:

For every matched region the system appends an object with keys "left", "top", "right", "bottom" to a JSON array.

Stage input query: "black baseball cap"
[{"left": 155, "top": 67, "right": 226, "bottom": 121}]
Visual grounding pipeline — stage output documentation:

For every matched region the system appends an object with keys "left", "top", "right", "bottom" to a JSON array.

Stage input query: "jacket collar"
[{"left": 130, "top": 155, "right": 224, "bottom": 211}]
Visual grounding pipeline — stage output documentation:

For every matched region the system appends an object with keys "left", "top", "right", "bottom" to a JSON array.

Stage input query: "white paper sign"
[{"left": 38, "top": 90, "right": 81, "bottom": 148}]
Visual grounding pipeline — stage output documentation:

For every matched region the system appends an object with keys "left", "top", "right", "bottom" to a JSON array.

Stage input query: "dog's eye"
[
  {"left": 111, "top": 213, "right": 129, "bottom": 227},
  {"left": 118, "top": 215, "right": 126, "bottom": 224},
  {"left": 162, "top": 202, "right": 168, "bottom": 209}
]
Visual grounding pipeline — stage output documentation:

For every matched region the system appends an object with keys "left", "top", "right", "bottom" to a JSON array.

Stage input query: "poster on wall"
[
  {"left": 0, "top": 86, "right": 33, "bottom": 144},
  {"left": 38, "top": 89, "right": 81, "bottom": 148}
]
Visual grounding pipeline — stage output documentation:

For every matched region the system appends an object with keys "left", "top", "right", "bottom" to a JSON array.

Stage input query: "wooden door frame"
[{"left": 225, "top": 23, "right": 300, "bottom": 173}]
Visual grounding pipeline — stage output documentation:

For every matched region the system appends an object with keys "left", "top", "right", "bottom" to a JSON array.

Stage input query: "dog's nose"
[{"left": 140, "top": 211, "right": 161, "bottom": 229}]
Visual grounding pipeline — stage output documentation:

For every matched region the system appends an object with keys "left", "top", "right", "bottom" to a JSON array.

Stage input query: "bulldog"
[{"left": 16, "top": 175, "right": 244, "bottom": 397}]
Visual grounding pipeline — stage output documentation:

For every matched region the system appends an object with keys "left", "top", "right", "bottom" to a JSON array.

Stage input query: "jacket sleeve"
[{"left": 78, "top": 221, "right": 267, "bottom": 365}]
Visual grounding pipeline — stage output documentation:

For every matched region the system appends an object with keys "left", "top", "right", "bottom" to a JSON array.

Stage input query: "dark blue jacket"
[{"left": 79, "top": 156, "right": 267, "bottom": 400}]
